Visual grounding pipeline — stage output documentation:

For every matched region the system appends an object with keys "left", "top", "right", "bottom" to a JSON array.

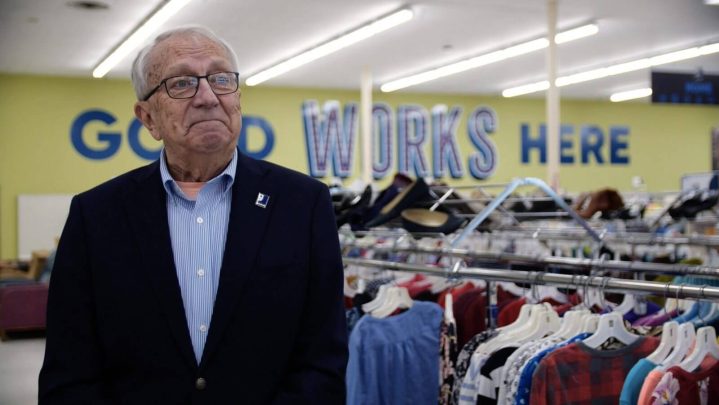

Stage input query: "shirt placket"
[{"left": 189, "top": 192, "right": 213, "bottom": 361}]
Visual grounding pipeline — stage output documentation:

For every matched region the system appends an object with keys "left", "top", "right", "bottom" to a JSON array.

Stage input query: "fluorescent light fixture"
[
  {"left": 245, "top": 8, "right": 413, "bottom": 86},
  {"left": 381, "top": 23, "right": 598, "bottom": 92},
  {"left": 502, "top": 81, "right": 550, "bottom": 98},
  {"left": 92, "top": 0, "right": 192, "bottom": 78},
  {"left": 610, "top": 88, "right": 652, "bottom": 102},
  {"left": 502, "top": 40, "right": 719, "bottom": 97},
  {"left": 705, "top": 0, "right": 719, "bottom": 5},
  {"left": 554, "top": 24, "right": 599, "bottom": 44}
]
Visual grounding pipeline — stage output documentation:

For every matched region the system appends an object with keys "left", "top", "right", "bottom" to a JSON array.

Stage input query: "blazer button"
[{"left": 195, "top": 377, "right": 207, "bottom": 390}]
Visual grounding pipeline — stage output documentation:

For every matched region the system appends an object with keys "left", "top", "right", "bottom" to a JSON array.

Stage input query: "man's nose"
[{"left": 192, "top": 78, "right": 219, "bottom": 105}]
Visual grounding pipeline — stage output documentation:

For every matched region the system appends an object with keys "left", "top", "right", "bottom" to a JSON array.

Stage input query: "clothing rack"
[
  {"left": 342, "top": 257, "right": 719, "bottom": 301},
  {"left": 448, "top": 177, "right": 602, "bottom": 245},
  {"left": 341, "top": 240, "right": 719, "bottom": 278},
  {"left": 492, "top": 227, "right": 719, "bottom": 248}
]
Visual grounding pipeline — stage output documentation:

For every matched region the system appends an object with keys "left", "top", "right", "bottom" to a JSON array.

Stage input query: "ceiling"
[{"left": 1, "top": 0, "right": 718, "bottom": 100}]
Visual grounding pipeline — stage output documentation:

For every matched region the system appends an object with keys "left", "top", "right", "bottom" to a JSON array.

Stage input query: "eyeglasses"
[{"left": 142, "top": 72, "right": 240, "bottom": 101}]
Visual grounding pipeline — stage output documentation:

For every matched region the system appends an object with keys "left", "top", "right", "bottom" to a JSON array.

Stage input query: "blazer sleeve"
[
  {"left": 271, "top": 185, "right": 349, "bottom": 405},
  {"left": 38, "top": 196, "right": 109, "bottom": 404}
]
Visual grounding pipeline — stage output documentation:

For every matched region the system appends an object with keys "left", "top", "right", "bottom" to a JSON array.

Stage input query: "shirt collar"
[{"left": 160, "top": 147, "right": 237, "bottom": 198}]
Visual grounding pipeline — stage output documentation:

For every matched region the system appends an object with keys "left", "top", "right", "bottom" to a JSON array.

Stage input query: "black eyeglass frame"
[{"left": 142, "top": 72, "right": 240, "bottom": 101}]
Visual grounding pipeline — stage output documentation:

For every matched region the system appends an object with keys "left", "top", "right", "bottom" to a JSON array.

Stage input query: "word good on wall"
[{"left": 70, "top": 109, "right": 275, "bottom": 160}]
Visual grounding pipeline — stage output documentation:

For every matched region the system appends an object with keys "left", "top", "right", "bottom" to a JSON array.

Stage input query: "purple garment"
[
  {"left": 633, "top": 309, "right": 679, "bottom": 327},
  {"left": 624, "top": 301, "right": 661, "bottom": 323},
  {"left": 599, "top": 301, "right": 661, "bottom": 323}
]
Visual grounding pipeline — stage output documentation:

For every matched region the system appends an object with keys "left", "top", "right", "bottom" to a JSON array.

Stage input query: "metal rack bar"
[
  {"left": 343, "top": 257, "right": 719, "bottom": 301},
  {"left": 450, "top": 177, "right": 601, "bottom": 246},
  {"left": 341, "top": 241, "right": 719, "bottom": 278}
]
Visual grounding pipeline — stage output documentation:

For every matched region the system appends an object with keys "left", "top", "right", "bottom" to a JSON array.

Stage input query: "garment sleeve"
[
  {"left": 529, "top": 357, "right": 554, "bottom": 405},
  {"left": 638, "top": 371, "right": 663, "bottom": 405},
  {"left": 271, "top": 185, "right": 349, "bottom": 405},
  {"left": 38, "top": 197, "right": 110, "bottom": 404}
]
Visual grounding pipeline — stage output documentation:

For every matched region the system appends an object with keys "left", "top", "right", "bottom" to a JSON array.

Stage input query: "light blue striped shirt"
[{"left": 160, "top": 149, "right": 237, "bottom": 363}]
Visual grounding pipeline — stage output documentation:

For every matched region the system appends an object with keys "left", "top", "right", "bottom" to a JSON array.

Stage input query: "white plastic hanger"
[
  {"left": 580, "top": 313, "right": 600, "bottom": 334},
  {"left": 484, "top": 304, "right": 559, "bottom": 353},
  {"left": 583, "top": 311, "right": 639, "bottom": 349},
  {"left": 553, "top": 308, "right": 591, "bottom": 340},
  {"left": 646, "top": 321, "right": 679, "bottom": 364},
  {"left": 478, "top": 304, "right": 542, "bottom": 354},
  {"left": 679, "top": 326, "right": 719, "bottom": 372},
  {"left": 445, "top": 293, "right": 455, "bottom": 323},
  {"left": 614, "top": 294, "right": 637, "bottom": 315},
  {"left": 497, "top": 303, "right": 533, "bottom": 334},
  {"left": 657, "top": 323, "right": 695, "bottom": 371},
  {"left": 371, "top": 286, "right": 414, "bottom": 319},
  {"left": 361, "top": 284, "right": 389, "bottom": 313},
  {"left": 519, "top": 304, "right": 561, "bottom": 342}
]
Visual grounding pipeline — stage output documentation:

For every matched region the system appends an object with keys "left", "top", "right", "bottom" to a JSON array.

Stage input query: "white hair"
[{"left": 131, "top": 26, "right": 239, "bottom": 100}]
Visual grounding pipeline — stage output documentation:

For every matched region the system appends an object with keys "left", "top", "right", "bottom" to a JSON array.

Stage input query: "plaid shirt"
[{"left": 530, "top": 337, "right": 658, "bottom": 405}]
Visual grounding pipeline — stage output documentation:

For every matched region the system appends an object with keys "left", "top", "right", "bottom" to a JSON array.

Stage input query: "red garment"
[
  {"left": 497, "top": 297, "right": 526, "bottom": 327},
  {"left": 398, "top": 274, "right": 433, "bottom": 298},
  {"left": 660, "top": 361, "right": 719, "bottom": 404},
  {"left": 497, "top": 294, "right": 582, "bottom": 326},
  {"left": 452, "top": 287, "right": 486, "bottom": 348},
  {"left": 437, "top": 282, "right": 475, "bottom": 309},
  {"left": 344, "top": 295, "right": 354, "bottom": 309},
  {"left": 530, "top": 337, "right": 658, "bottom": 405}
]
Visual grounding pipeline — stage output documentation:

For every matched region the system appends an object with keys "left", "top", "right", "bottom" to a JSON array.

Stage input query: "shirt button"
[
  {"left": 199, "top": 324, "right": 208, "bottom": 333},
  {"left": 197, "top": 268, "right": 205, "bottom": 277},
  {"left": 196, "top": 217, "right": 204, "bottom": 224},
  {"left": 195, "top": 377, "right": 206, "bottom": 390}
]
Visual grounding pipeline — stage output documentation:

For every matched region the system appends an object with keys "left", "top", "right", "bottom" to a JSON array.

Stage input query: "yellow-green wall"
[{"left": 1, "top": 73, "right": 717, "bottom": 259}]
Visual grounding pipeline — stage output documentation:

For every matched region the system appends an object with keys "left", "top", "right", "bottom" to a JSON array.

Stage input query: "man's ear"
[{"left": 134, "top": 101, "right": 162, "bottom": 141}]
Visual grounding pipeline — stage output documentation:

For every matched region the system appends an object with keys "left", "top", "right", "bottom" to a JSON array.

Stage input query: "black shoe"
[
  {"left": 365, "top": 178, "right": 431, "bottom": 227},
  {"left": 336, "top": 185, "right": 373, "bottom": 228},
  {"left": 400, "top": 208, "right": 466, "bottom": 235}
]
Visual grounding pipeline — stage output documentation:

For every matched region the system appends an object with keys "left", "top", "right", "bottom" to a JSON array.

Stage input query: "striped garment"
[
  {"left": 160, "top": 149, "right": 237, "bottom": 363},
  {"left": 530, "top": 337, "right": 658, "bottom": 405}
]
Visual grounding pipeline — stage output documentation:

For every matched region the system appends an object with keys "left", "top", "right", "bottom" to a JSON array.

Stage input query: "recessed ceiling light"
[{"left": 67, "top": 1, "right": 110, "bottom": 10}]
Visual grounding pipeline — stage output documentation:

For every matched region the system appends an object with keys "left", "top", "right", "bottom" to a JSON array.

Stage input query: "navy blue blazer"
[{"left": 39, "top": 151, "right": 348, "bottom": 404}]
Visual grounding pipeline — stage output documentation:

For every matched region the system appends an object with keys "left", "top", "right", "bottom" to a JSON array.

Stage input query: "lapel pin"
[{"left": 255, "top": 192, "right": 270, "bottom": 208}]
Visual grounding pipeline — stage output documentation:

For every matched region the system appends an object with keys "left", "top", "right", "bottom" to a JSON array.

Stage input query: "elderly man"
[{"left": 39, "top": 27, "right": 348, "bottom": 404}]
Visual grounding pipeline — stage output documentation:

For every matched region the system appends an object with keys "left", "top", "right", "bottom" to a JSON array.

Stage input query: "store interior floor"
[{"left": 0, "top": 333, "right": 45, "bottom": 404}]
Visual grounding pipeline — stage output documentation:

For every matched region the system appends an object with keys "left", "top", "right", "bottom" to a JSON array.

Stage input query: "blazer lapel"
[
  {"left": 201, "top": 154, "right": 273, "bottom": 366},
  {"left": 123, "top": 162, "right": 197, "bottom": 369}
]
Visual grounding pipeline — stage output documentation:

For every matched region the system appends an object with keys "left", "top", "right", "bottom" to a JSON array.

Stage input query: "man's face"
[{"left": 135, "top": 35, "right": 241, "bottom": 159}]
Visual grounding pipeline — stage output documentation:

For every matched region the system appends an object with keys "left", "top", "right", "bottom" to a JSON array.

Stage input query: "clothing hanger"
[
  {"left": 646, "top": 321, "right": 678, "bottom": 364},
  {"left": 362, "top": 284, "right": 390, "bottom": 313},
  {"left": 692, "top": 302, "right": 719, "bottom": 327},
  {"left": 444, "top": 293, "right": 455, "bottom": 323},
  {"left": 582, "top": 311, "right": 639, "bottom": 349},
  {"left": 679, "top": 326, "right": 719, "bottom": 372},
  {"left": 657, "top": 323, "right": 695, "bottom": 371},
  {"left": 498, "top": 303, "right": 533, "bottom": 333},
  {"left": 519, "top": 303, "right": 561, "bottom": 342},
  {"left": 614, "top": 293, "right": 637, "bottom": 315},
  {"left": 371, "top": 286, "right": 414, "bottom": 319},
  {"left": 479, "top": 304, "right": 545, "bottom": 354},
  {"left": 580, "top": 313, "right": 600, "bottom": 334},
  {"left": 554, "top": 308, "right": 591, "bottom": 340}
]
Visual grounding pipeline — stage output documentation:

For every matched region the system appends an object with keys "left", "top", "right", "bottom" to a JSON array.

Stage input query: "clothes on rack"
[
  {"left": 440, "top": 317, "right": 459, "bottom": 405},
  {"left": 346, "top": 301, "right": 443, "bottom": 405},
  {"left": 341, "top": 227, "right": 719, "bottom": 405},
  {"left": 650, "top": 362, "right": 719, "bottom": 404},
  {"left": 530, "top": 337, "right": 659, "bottom": 405}
]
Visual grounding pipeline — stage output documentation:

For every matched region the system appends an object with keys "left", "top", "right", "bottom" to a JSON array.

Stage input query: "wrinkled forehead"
[{"left": 146, "top": 35, "right": 232, "bottom": 83}]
